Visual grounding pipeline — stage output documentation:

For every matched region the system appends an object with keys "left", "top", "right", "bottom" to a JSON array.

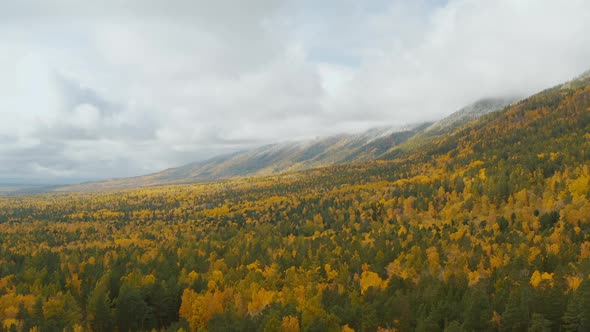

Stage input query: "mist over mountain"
[{"left": 49, "top": 92, "right": 525, "bottom": 192}]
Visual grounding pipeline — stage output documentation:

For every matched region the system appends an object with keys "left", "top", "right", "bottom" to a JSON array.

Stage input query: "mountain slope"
[
  {"left": 377, "top": 97, "right": 519, "bottom": 160},
  {"left": 55, "top": 125, "right": 428, "bottom": 191},
  {"left": 423, "top": 97, "right": 519, "bottom": 136},
  {"left": 53, "top": 95, "right": 525, "bottom": 192},
  {"left": 171, "top": 124, "right": 429, "bottom": 180},
  {"left": 378, "top": 73, "right": 590, "bottom": 202},
  {"left": 53, "top": 74, "right": 587, "bottom": 193}
]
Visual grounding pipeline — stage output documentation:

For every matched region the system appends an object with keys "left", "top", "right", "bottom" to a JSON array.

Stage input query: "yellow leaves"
[
  {"left": 546, "top": 243, "right": 560, "bottom": 256},
  {"left": 178, "top": 290, "right": 200, "bottom": 330},
  {"left": 397, "top": 225, "right": 407, "bottom": 236},
  {"left": 530, "top": 270, "right": 554, "bottom": 288},
  {"left": 467, "top": 270, "right": 481, "bottom": 286},
  {"left": 324, "top": 264, "right": 339, "bottom": 282},
  {"left": 449, "top": 229, "right": 465, "bottom": 241},
  {"left": 548, "top": 152, "right": 561, "bottom": 161},
  {"left": 312, "top": 214, "right": 324, "bottom": 228},
  {"left": 0, "top": 293, "right": 36, "bottom": 321},
  {"left": 114, "top": 238, "right": 134, "bottom": 248},
  {"left": 566, "top": 275, "right": 583, "bottom": 292},
  {"left": 568, "top": 175, "right": 590, "bottom": 199},
  {"left": 179, "top": 288, "right": 225, "bottom": 331},
  {"left": 293, "top": 285, "right": 307, "bottom": 310},
  {"left": 0, "top": 276, "right": 14, "bottom": 291},
  {"left": 208, "top": 270, "right": 224, "bottom": 291},
  {"left": 528, "top": 247, "right": 542, "bottom": 263},
  {"left": 2, "top": 319, "right": 18, "bottom": 330},
  {"left": 281, "top": 316, "right": 300, "bottom": 332},
  {"left": 247, "top": 260, "right": 262, "bottom": 272},
  {"left": 262, "top": 264, "right": 279, "bottom": 280},
  {"left": 359, "top": 271, "right": 387, "bottom": 294},
  {"left": 141, "top": 274, "right": 156, "bottom": 286},
  {"left": 491, "top": 223, "right": 500, "bottom": 233},
  {"left": 386, "top": 259, "right": 402, "bottom": 279},
  {"left": 361, "top": 233, "right": 375, "bottom": 247},
  {"left": 386, "top": 256, "right": 416, "bottom": 281},
  {"left": 530, "top": 271, "right": 542, "bottom": 288},
  {"left": 514, "top": 189, "right": 530, "bottom": 207},
  {"left": 66, "top": 273, "right": 82, "bottom": 293},
  {"left": 426, "top": 246, "right": 440, "bottom": 275},
  {"left": 580, "top": 241, "right": 590, "bottom": 260},
  {"left": 205, "top": 205, "right": 231, "bottom": 218},
  {"left": 489, "top": 255, "right": 503, "bottom": 269},
  {"left": 187, "top": 271, "right": 199, "bottom": 284},
  {"left": 247, "top": 285, "right": 275, "bottom": 316},
  {"left": 469, "top": 160, "right": 485, "bottom": 169},
  {"left": 131, "top": 209, "right": 153, "bottom": 222},
  {"left": 479, "top": 168, "right": 487, "bottom": 182},
  {"left": 342, "top": 324, "right": 355, "bottom": 332}
]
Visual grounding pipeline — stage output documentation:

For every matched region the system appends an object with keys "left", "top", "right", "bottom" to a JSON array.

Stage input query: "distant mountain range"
[{"left": 52, "top": 96, "right": 517, "bottom": 192}]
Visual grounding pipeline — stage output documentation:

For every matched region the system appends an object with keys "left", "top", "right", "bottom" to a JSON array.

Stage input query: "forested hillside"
[
  {"left": 0, "top": 77, "right": 589, "bottom": 331},
  {"left": 54, "top": 125, "right": 426, "bottom": 192}
]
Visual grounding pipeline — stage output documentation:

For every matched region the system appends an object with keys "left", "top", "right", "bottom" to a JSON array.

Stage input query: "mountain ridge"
[
  {"left": 53, "top": 124, "right": 428, "bottom": 191},
  {"left": 52, "top": 95, "right": 517, "bottom": 192}
]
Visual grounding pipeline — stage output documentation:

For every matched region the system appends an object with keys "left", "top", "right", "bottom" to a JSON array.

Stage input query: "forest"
[{"left": 0, "top": 80, "right": 589, "bottom": 331}]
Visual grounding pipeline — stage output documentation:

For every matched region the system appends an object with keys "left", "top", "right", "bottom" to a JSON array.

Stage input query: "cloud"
[
  {"left": 0, "top": 0, "right": 589, "bottom": 183},
  {"left": 319, "top": 0, "right": 590, "bottom": 123}
]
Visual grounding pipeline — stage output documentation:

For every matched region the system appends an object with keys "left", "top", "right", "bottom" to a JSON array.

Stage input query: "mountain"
[
  {"left": 576, "top": 69, "right": 590, "bottom": 81},
  {"left": 53, "top": 69, "right": 589, "bottom": 193},
  {"left": 422, "top": 97, "right": 519, "bottom": 136},
  {"left": 161, "top": 125, "right": 429, "bottom": 180},
  {"left": 383, "top": 70, "right": 590, "bottom": 176},
  {"left": 54, "top": 124, "right": 428, "bottom": 191},
  {"left": 53, "top": 95, "right": 522, "bottom": 192},
  {"left": 375, "top": 96, "right": 519, "bottom": 160}
]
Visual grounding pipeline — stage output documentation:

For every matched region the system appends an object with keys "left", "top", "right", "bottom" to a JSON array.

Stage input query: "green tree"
[
  {"left": 501, "top": 291, "right": 528, "bottom": 331},
  {"left": 116, "top": 284, "right": 149, "bottom": 332},
  {"left": 528, "top": 313, "right": 551, "bottom": 332},
  {"left": 88, "top": 286, "right": 114, "bottom": 332}
]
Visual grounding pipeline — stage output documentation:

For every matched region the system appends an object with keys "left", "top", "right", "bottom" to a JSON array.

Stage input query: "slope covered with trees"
[
  {"left": 50, "top": 96, "right": 514, "bottom": 193},
  {"left": 0, "top": 76, "right": 589, "bottom": 331},
  {"left": 53, "top": 125, "right": 427, "bottom": 192}
]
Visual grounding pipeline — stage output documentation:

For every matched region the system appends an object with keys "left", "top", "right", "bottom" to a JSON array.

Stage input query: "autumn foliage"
[{"left": 0, "top": 80, "right": 589, "bottom": 331}]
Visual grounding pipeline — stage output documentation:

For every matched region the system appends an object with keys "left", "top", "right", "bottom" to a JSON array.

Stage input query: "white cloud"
[{"left": 0, "top": 0, "right": 589, "bottom": 183}]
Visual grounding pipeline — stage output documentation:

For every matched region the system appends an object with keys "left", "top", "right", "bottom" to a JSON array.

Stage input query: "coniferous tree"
[{"left": 88, "top": 287, "right": 114, "bottom": 332}]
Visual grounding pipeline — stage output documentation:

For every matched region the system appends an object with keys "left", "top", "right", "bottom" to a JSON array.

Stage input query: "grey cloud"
[
  {"left": 0, "top": 0, "right": 589, "bottom": 183},
  {"left": 55, "top": 74, "right": 119, "bottom": 116},
  {"left": 31, "top": 74, "right": 159, "bottom": 143}
]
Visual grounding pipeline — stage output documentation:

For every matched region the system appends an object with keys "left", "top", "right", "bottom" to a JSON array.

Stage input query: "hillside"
[
  {"left": 421, "top": 97, "right": 519, "bottom": 136},
  {"left": 54, "top": 124, "right": 428, "bottom": 191},
  {"left": 54, "top": 96, "right": 515, "bottom": 192},
  {"left": 0, "top": 73, "right": 589, "bottom": 331}
]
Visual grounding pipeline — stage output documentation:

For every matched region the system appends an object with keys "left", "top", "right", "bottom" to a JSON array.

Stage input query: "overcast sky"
[{"left": 1, "top": 0, "right": 590, "bottom": 183}]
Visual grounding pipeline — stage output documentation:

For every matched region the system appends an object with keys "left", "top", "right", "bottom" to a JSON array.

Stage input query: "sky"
[{"left": 1, "top": 0, "right": 590, "bottom": 184}]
